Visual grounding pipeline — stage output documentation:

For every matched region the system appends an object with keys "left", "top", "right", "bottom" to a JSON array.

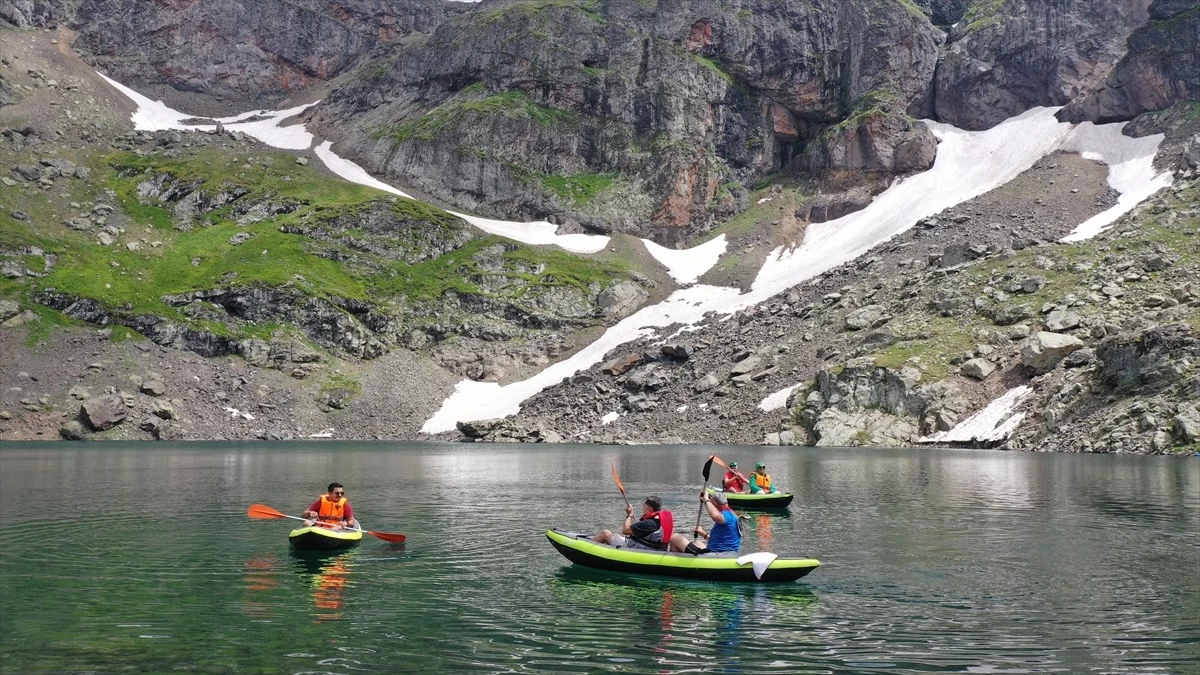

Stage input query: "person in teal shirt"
[{"left": 749, "top": 461, "right": 779, "bottom": 494}]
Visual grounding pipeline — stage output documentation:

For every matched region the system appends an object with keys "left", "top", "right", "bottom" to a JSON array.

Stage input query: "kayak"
[
  {"left": 709, "top": 488, "right": 794, "bottom": 509},
  {"left": 545, "top": 529, "right": 819, "bottom": 582},
  {"left": 289, "top": 524, "right": 363, "bottom": 551}
]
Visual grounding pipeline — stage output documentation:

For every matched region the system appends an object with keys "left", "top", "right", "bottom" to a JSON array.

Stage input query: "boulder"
[
  {"left": 597, "top": 281, "right": 648, "bottom": 319},
  {"left": 140, "top": 380, "right": 166, "bottom": 396},
  {"left": 1174, "top": 407, "right": 1200, "bottom": 443},
  {"left": 1045, "top": 310, "right": 1082, "bottom": 332},
  {"left": 602, "top": 353, "right": 641, "bottom": 376},
  {"left": 961, "top": 358, "right": 996, "bottom": 380},
  {"left": 0, "top": 299, "right": 19, "bottom": 322},
  {"left": 693, "top": 373, "right": 720, "bottom": 393},
  {"left": 59, "top": 420, "right": 87, "bottom": 441},
  {"left": 80, "top": 394, "right": 128, "bottom": 431},
  {"left": 730, "top": 356, "right": 763, "bottom": 377},
  {"left": 660, "top": 343, "right": 693, "bottom": 360},
  {"left": 1021, "top": 331, "right": 1084, "bottom": 373},
  {"left": 844, "top": 305, "right": 889, "bottom": 331}
]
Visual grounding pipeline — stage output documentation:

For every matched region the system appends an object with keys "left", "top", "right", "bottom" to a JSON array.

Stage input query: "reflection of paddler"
[
  {"left": 754, "top": 513, "right": 773, "bottom": 552},
  {"left": 655, "top": 589, "right": 675, "bottom": 654},
  {"left": 244, "top": 555, "right": 279, "bottom": 592},
  {"left": 311, "top": 558, "right": 350, "bottom": 620},
  {"left": 242, "top": 555, "right": 280, "bottom": 618}
]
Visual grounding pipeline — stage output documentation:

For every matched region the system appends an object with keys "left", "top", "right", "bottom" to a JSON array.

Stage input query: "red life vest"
[
  {"left": 316, "top": 494, "right": 347, "bottom": 523},
  {"left": 637, "top": 509, "right": 674, "bottom": 550}
]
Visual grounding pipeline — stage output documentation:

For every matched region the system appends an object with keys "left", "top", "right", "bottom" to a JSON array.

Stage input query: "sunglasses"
[{"left": 332, "top": 491, "right": 345, "bottom": 496}]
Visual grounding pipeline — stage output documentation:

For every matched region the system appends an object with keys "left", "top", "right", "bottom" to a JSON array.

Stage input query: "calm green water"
[{"left": 0, "top": 442, "right": 1197, "bottom": 674}]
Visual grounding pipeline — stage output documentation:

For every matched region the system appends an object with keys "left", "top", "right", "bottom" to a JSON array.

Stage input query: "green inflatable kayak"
[
  {"left": 708, "top": 488, "right": 794, "bottom": 509},
  {"left": 289, "top": 524, "right": 363, "bottom": 551},
  {"left": 545, "top": 529, "right": 819, "bottom": 582}
]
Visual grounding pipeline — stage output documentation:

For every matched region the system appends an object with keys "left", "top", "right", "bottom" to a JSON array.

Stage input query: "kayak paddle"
[
  {"left": 246, "top": 503, "right": 407, "bottom": 543},
  {"left": 712, "top": 455, "right": 751, "bottom": 487},
  {"left": 694, "top": 455, "right": 715, "bottom": 534},
  {"left": 610, "top": 462, "right": 632, "bottom": 511}
]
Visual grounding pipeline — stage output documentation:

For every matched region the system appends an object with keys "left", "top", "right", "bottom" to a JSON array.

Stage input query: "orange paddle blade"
[
  {"left": 366, "top": 530, "right": 406, "bottom": 544},
  {"left": 610, "top": 462, "right": 627, "bottom": 497},
  {"left": 247, "top": 503, "right": 288, "bottom": 519},
  {"left": 712, "top": 455, "right": 732, "bottom": 471}
]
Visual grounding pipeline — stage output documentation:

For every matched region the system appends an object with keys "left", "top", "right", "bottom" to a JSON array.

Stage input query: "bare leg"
[
  {"left": 668, "top": 533, "right": 690, "bottom": 552},
  {"left": 593, "top": 530, "right": 615, "bottom": 544}
]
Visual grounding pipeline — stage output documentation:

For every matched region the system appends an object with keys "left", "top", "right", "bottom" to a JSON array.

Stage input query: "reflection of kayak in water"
[
  {"left": 546, "top": 529, "right": 818, "bottom": 582},
  {"left": 289, "top": 524, "right": 363, "bottom": 551},
  {"left": 708, "top": 488, "right": 793, "bottom": 509}
]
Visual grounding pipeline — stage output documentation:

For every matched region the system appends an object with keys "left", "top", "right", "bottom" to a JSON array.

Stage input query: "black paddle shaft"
[{"left": 694, "top": 455, "right": 715, "bottom": 534}]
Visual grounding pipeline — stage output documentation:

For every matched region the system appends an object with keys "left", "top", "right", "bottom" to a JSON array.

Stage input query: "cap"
[
  {"left": 755, "top": 462, "right": 765, "bottom": 468},
  {"left": 729, "top": 461, "right": 737, "bottom": 467},
  {"left": 711, "top": 491, "right": 728, "bottom": 505}
]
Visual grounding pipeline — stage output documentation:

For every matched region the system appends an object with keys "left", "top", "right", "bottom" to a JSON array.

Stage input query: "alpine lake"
[{"left": 0, "top": 442, "right": 1196, "bottom": 674}]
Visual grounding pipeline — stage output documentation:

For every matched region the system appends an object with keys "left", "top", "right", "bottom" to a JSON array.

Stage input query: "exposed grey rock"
[
  {"left": 961, "top": 358, "right": 996, "bottom": 380},
  {"left": 80, "top": 394, "right": 127, "bottom": 431},
  {"left": 0, "top": 299, "right": 19, "bottom": 322},
  {"left": 59, "top": 420, "right": 86, "bottom": 441},
  {"left": 730, "top": 356, "right": 763, "bottom": 377},
  {"left": 150, "top": 399, "right": 176, "bottom": 420},
  {"left": 660, "top": 343, "right": 693, "bottom": 360},
  {"left": 140, "top": 379, "right": 166, "bottom": 396},
  {"left": 1174, "top": 407, "right": 1200, "bottom": 443},
  {"left": 264, "top": 427, "right": 295, "bottom": 441},
  {"left": 1045, "top": 310, "right": 1082, "bottom": 332},
  {"left": 1063, "top": 348, "right": 1095, "bottom": 368},
  {"left": 694, "top": 373, "right": 720, "bottom": 393},
  {"left": 844, "top": 304, "right": 889, "bottom": 331},
  {"left": 1021, "top": 331, "right": 1085, "bottom": 374},
  {"left": 597, "top": 281, "right": 648, "bottom": 319}
]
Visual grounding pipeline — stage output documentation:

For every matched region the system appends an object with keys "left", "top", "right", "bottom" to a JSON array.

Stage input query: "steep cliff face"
[
  {"left": 0, "top": 0, "right": 70, "bottom": 28},
  {"left": 308, "top": 0, "right": 943, "bottom": 244},
  {"left": 935, "top": 0, "right": 1155, "bottom": 130},
  {"left": 1059, "top": 2, "right": 1200, "bottom": 124},
  {"left": 68, "top": 0, "right": 459, "bottom": 103}
]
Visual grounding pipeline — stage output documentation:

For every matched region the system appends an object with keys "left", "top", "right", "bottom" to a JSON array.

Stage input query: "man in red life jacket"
[
  {"left": 592, "top": 495, "right": 690, "bottom": 552},
  {"left": 722, "top": 461, "right": 749, "bottom": 493},
  {"left": 302, "top": 483, "right": 358, "bottom": 530}
]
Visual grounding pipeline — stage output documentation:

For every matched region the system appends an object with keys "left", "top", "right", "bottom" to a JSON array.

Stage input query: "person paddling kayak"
[
  {"left": 722, "top": 461, "right": 749, "bottom": 493},
  {"left": 592, "top": 495, "right": 689, "bottom": 552},
  {"left": 688, "top": 490, "right": 745, "bottom": 554},
  {"left": 302, "top": 483, "right": 358, "bottom": 530}
]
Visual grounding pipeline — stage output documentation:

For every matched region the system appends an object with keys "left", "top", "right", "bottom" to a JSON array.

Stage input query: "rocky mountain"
[{"left": 0, "top": 0, "right": 1197, "bottom": 452}]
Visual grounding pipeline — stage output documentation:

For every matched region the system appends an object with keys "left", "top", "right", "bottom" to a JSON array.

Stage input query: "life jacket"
[
  {"left": 751, "top": 472, "right": 771, "bottom": 491},
  {"left": 633, "top": 509, "right": 674, "bottom": 550},
  {"left": 316, "top": 494, "right": 347, "bottom": 523}
]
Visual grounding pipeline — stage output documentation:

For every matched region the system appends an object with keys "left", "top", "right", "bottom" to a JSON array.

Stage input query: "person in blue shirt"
[{"left": 688, "top": 490, "right": 743, "bottom": 553}]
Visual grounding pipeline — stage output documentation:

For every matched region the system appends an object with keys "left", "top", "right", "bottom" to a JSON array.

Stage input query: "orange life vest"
[
  {"left": 316, "top": 494, "right": 347, "bottom": 523},
  {"left": 751, "top": 472, "right": 771, "bottom": 491}
]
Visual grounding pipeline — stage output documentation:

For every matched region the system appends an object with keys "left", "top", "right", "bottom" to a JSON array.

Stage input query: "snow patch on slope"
[
  {"left": 642, "top": 235, "right": 728, "bottom": 284},
  {"left": 920, "top": 386, "right": 1033, "bottom": 445},
  {"left": 1059, "top": 122, "right": 1173, "bottom": 242}
]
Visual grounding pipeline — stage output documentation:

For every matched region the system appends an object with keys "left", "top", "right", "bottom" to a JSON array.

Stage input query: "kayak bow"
[{"left": 289, "top": 524, "right": 364, "bottom": 552}]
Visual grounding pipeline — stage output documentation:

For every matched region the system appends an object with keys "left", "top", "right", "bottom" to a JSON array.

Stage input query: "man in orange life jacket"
[
  {"left": 302, "top": 483, "right": 358, "bottom": 530},
  {"left": 592, "top": 495, "right": 690, "bottom": 552}
]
